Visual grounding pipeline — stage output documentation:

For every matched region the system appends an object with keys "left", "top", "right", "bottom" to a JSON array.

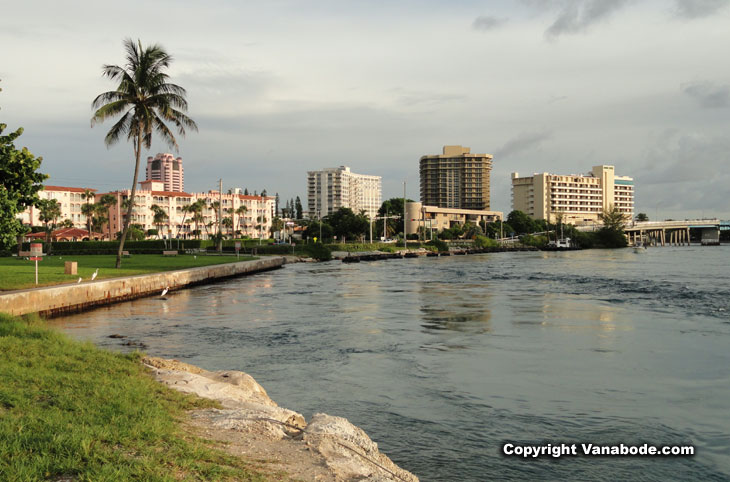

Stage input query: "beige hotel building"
[{"left": 511, "top": 165, "right": 634, "bottom": 225}]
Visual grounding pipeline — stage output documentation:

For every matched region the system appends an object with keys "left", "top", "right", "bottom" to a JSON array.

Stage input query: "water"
[{"left": 51, "top": 247, "right": 730, "bottom": 481}]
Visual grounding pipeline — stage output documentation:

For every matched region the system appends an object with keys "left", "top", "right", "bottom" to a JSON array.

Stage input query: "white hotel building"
[
  {"left": 307, "top": 166, "right": 382, "bottom": 219},
  {"left": 511, "top": 165, "right": 634, "bottom": 225}
]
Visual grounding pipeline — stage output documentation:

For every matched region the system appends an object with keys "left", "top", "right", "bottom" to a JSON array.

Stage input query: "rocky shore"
[{"left": 143, "top": 356, "right": 418, "bottom": 481}]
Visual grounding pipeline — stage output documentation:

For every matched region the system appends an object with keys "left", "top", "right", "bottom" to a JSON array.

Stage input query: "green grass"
[
  {"left": 0, "top": 254, "right": 256, "bottom": 291},
  {"left": 0, "top": 313, "right": 269, "bottom": 481}
]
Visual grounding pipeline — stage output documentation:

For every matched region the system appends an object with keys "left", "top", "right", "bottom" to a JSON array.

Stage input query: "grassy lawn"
[
  {"left": 0, "top": 254, "right": 256, "bottom": 291},
  {"left": 0, "top": 313, "right": 268, "bottom": 481}
]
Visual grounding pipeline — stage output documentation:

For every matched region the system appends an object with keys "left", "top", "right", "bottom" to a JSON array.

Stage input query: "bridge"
[{"left": 623, "top": 219, "right": 728, "bottom": 246}]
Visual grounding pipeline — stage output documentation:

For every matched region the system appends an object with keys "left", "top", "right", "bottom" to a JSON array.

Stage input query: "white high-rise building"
[{"left": 307, "top": 166, "right": 382, "bottom": 219}]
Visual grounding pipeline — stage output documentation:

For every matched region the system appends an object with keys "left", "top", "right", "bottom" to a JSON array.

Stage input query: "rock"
[
  {"left": 142, "top": 356, "right": 205, "bottom": 374},
  {"left": 143, "top": 358, "right": 417, "bottom": 481},
  {"left": 304, "top": 413, "right": 419, "bottom": 482}
]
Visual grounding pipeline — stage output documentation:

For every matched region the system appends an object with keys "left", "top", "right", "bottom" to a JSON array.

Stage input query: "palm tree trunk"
[{"left": 116, "top": 127, "right": 142, "bottom": 268}]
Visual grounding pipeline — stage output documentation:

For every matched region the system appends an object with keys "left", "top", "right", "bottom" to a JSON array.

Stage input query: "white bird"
[
  {"left": 161, "top": 287, "right": 169, "bottom": 297},
  {"left": 194, "top": 255, "right": 197, "bottom": 259},
  {"left": 77, "top": 277, "right": 82, "bottom": 284},
  {"left": 91, "top": 269, "right": 99, "bottom": 281}
]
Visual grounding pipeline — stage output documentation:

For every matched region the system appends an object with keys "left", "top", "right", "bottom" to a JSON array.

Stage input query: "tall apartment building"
[
  {"left": 511, "top": 165, "right": 634, "bottom": 225},
  {"left": 419, "top": 145, "right": 493, "bottom": 210},
  {"left": 146, "top": 153, "right": 184, "bottom": 192},
  {"left": 307, "top": 166, "right": 382, "bottom": 219}
]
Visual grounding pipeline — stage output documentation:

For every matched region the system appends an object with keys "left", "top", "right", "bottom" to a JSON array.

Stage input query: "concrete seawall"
[{"left": 0, "top": 257, "right": 284, "bottom": 317}]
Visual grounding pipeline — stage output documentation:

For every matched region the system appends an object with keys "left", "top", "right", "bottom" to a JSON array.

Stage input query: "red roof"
[
  {"left": 27, "top": 227, "right": 104, "bottom": 239},
  {"left": 43, "top": 186, "right": 97, "bottom": 193},
  {"left": 151, "top": 191, "right": 193, "bottom": 197}
]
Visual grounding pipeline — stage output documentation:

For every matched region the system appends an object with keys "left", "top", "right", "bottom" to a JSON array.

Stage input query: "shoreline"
[
  {"left": 144, "top": 356, "right": 419, "bottom": 481},
  {"left": 0, "top": 257, "right": 285, "bottom": 317}
]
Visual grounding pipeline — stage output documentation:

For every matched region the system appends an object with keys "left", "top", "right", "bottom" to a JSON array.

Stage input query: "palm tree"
[
  {"left": 60, "top": 219, "right": 74, "bottom": 229},
  {"left": 91, "top": 38, "right": 197, "bottom": 268},
  {"left": 81, "top": 189, "right": 95, "bottom": 237},
  {"left": 150, "top": 204, "right": 168, "bottom": 238},
  {"left": 235, "top": 205, "right": 248, "bottom": 237},
  {"left": 98, "top": 193, "right": 117, "bottom": 240},
  {"left": 37, "top": 199, "right": 61, "bottom": 247},
  {"left": 176, "top": 203, "right": 193, "bottom": 238},
  {"left": 81, "top": 203, "right": 96, "bottom": 239}
]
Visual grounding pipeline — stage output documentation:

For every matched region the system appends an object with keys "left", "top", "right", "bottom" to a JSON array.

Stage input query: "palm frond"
[
  {"left": 91, "top": 99, "right": 131, "bottom": 126},
  {"left": 103, "top": 112, "right": 132, "bottom": 147}
]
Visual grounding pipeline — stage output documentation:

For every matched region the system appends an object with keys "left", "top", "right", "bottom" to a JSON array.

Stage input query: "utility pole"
[
  {"left": 403, "top": 181, "right": 407, "bottom": 250},
  {"left": 217, "top": 179, "right": 223, "bottom": 252}
]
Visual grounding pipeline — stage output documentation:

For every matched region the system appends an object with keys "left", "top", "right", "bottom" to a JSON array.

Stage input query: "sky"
[{"left": 1, "top": 0, "right": 729, "bottom": 219}]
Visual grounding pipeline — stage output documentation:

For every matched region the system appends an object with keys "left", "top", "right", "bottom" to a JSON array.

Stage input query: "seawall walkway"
[{"left": 0, "top": 257, "right": 284, "bottom": 317}]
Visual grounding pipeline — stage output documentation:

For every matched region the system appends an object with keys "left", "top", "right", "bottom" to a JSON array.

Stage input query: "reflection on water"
[
  {"left": 419, "top": 282, "right": 492, "bottom": 333},
  {"left": 51, "top": 249, "right": 730, "bottom": 481}
]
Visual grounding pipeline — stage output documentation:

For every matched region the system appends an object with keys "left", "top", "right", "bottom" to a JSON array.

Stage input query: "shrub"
[
  {"left": 426, "top": 238, "right": 449, "bottom": 252},
  {"left": 474, "top": 235, "right": 498, "bottom": 249},
  {"left": 303, "top": 243, "right": 332, "bottom": 261}
]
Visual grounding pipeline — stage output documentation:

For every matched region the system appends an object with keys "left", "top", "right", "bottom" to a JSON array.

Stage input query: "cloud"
[
  {"left": 495, "top": 131, "right": 552, "bottom": 158},
  {"left": 546, "top": 0, "right": 631, "bottom": 38},
  {"left": 681, "top": 81, "right": 730, "bottom": 108},
  {"left": 674, "top": 0, "right": 730, "bottom": 19},
  {"left": 520, "top": 0, "right": 632, "bottom": 38},
  {"left": 472, "top": 16, "right": 507, "bottom": 31},
  {"left": 634, "top": 131, "right": 730, "bottom": 214},
  {"left": 390, "top": 87, "right": 466, "bottom": 108}
]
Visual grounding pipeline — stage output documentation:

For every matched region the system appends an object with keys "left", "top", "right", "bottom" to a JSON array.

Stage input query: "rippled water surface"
[{"left": 52, "top": 247, "right": 730, "bottom": 481}]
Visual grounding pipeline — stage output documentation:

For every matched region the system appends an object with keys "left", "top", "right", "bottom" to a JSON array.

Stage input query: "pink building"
[
  {"left": 97, "top": 180, "right": 276, "bottom": 239},
  {"left": 18, "top": 185, "right": 97, "bottom": 232},
  {"left": 146, "top": 153, "right": 184, "bottom": 192}
]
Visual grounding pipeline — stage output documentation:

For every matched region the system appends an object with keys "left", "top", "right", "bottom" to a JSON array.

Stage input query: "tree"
[
  {"left": 235, "top": 205, "right": 248, "bottom": 237},
  {"left": 60, "top": 219, "right": 74, "bottom": 228},
  {"left": 275, "top": 192, "right": 280, "bottom": 215},
  {"left": 244, "top": 188, "right": 249, "bottom": 196},
  {"left": 176, "top": 203, "right": 193, "bottom": 238},
  {"left": 600, "top": 205, "right": 629, "bottom": 231},
  {"left": 506, "top": 210, "right": 537, "bottom": 235},
  {"left": 81, "top": 202, "right": 96, "bottom": 237},
  {"left": 92, "top": 203, "right": 109, "bottom": 234},
  {"left": 304, "top": 220, "right": 333, "bottom": 241},
  {"left": 92, "top": 38, "right": 197, "bottom": 268},
  {"left": 150, "top": 204, "right": 168, "bottom": 238},
  {"left": 261, "top": 189, "right": 267, "bottom": 197},
  {"left": 81, "top": 188, "right": 95, "bottom": 236},
  {"left": 295, "top": 196, "right": 303, "bottom": 219},
  {"left": 270, "top": 216, "right": 284, "bottom": 236},
  {"left": 325, "top": 207, "right": 369, "bottom": 242},
  {"left": 635, "top": 212, "right": 649, "bottom": 222},
  {"left": 222, "top": 216, "right": 233, "bottom": 237},
  {"left": 0, "top": 124, "right": 47, "bottom": 250},
  {"left": 597, "top": 205, "right": 629, "bottom": 248},
  {"left": 376, "top": 198, "right": 412, "bottom": 239},
  {"left": 98, "top": 193, "right": 118, "bottom": 240},
  {"left": 37, "top": 199, "right": 61, "bottom": 246}
]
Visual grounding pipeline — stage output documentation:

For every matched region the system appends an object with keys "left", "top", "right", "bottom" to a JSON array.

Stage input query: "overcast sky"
[{"left": 2, "top": 0, "right": 729, "bottom": 219}]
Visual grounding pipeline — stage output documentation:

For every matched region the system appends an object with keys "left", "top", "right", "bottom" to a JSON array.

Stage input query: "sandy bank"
[{"left": 143, "top": 356, "right": 418, "bottom": 482}]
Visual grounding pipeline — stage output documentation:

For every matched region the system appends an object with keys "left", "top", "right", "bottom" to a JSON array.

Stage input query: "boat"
[{"left": 542, "top": 237, "right": 577, "bottom": 251}]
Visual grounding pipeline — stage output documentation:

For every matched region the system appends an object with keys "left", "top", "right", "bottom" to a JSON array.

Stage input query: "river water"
[{"left": 51, "top": 247, "right": 730, "bottom": 481}]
